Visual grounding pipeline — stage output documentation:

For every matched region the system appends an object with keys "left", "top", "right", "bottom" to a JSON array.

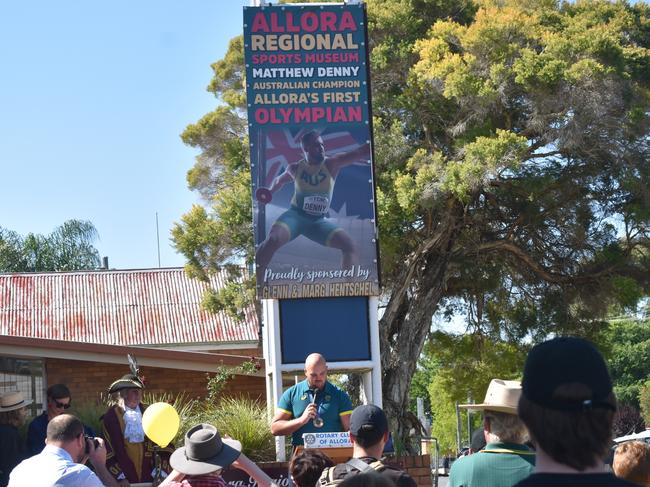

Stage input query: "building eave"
[{"left": 0, "top": 335, "right": 264, "bottom": 375}]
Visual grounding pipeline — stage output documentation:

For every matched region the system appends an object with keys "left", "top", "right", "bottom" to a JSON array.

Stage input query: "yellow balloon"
[{"left": 142, "top": 402, "right": 180, "bottom": 448}]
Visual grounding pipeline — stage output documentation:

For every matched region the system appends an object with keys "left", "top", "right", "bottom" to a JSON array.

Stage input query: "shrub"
[
  {"left": 191, "top": 396, "right": 275, "bottom": 462},
  {"left": 72, "top": 395, "right": 108, "bottom": 436}
]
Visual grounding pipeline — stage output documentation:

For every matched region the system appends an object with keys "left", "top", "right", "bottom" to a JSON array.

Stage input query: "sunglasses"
[{"left": 53, "top": 400, "right": 71, "bottom": 409}]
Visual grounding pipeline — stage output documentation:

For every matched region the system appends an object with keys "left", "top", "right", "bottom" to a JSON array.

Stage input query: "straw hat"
[
  {"left": 0, "top": 391, "right": 32, "bottom": 412},
  {"left": 459, "top": 379, "right": 522, "bottom": 415}
]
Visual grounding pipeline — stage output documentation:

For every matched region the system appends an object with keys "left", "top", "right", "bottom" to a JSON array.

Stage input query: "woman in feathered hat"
[{"left": 101, "top": 370, "right": 173, "bottom": 485}]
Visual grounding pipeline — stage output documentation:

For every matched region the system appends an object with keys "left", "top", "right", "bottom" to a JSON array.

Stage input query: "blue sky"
[{"left": 0, "top": 1, "right": 248, "bottom": 269}]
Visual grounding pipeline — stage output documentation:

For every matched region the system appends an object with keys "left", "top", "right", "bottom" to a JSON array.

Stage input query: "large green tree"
[
  {"left": 173, "top": 0, "right": 650, "bottom": 448},
  {"left": 0, "top": 220, "right": 101, "bottom": 272},
  {"left": 424, "top": 331, "right": 526, "bottom": 452},
  {"left": 601, "top": 317, "right": 650, "bottom": 407}
]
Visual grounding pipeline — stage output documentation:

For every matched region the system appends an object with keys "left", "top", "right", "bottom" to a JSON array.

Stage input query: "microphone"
[{"left": 310, "top": 389, "right": 323, "bottom": 428}]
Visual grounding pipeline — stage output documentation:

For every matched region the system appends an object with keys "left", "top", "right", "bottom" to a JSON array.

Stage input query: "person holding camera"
[{"left": 8, "top": 414, "right": 120, "bottom": 487}]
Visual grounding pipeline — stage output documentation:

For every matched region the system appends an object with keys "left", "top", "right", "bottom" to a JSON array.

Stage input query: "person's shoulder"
[
  {"left": 7, "top": 458, "right": 29, "bottom": 486},
  {"left": 28, "top": 412, "right": 47, "bottom": 427},
  {"left": 287, "top": 160, "right": 303, "bottom": 172},
  {"left": 0, "top": 422, "right": 17, "bottom": 434},
  {"left": 101, "top": 405, "right": 120, "bottom": 422},
  {"left": 394, "top": 470, "right": 417, "bottom": 487},
  {"left": 327, "top": 381, "right": 349, "bottom": 396},
  {"left": 329, "top": 458, "right": 371, "bottom": 478},
  {"left": 377, "top": 461, "right": 416, "bottom": 487},
  {"left": 330, "top": 462, "right": 348, "bottom": 479},
  {"left": 8, "top": 452, "right": 40, "bottom": 476},
  {"left": 0, "top": 423, "right": 20, "bottom": 442},
  {"left": 287, "top": 380, "right": 307, "bottom": 394},
  {"left": 281, "top": 380, "right": 307, "bottom": 401},
  {"left": 448, "top": 454, "right": 477, "bottom": 481}
]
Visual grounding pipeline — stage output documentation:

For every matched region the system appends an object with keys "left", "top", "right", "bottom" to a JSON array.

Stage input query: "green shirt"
[
  {"left": 277, "top": 380, "right": 353, "bottom": 445},
  {"left": 449, "top": 442, "right": 535, "bottom": 487}
]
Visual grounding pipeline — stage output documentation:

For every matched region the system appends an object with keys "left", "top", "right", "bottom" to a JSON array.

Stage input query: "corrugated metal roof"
[{"left": 0, "top": 268, "right": 258, "bottom": 346}]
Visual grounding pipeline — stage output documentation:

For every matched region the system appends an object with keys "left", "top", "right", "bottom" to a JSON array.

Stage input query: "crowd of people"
[
  {"left": 447, "top": 337, "right": 643, "bottom": 487},
  {"left": 0, "top": 369, "right": 169, "bottom": 487},
  {"left": 1, "top": 338, "right": 649, "bottom": 487}
]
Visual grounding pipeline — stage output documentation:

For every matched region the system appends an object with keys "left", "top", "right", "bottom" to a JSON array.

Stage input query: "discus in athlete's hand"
[{"left": 256, "top": 187, "right": 272, "bottom": 204}]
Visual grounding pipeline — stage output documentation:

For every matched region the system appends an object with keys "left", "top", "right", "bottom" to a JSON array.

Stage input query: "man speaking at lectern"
[{"left": 271, "top": 353, "right": 353, "bottom": 446}]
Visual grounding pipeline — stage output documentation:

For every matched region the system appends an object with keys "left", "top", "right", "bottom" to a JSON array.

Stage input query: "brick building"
[{"left": 0, "top": 267, "right": 265, "bottom": 414}]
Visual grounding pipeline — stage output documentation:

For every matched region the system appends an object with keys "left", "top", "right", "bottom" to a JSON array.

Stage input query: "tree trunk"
[{"left": 379, "top": 201, "right": 462, "bottom": 453}]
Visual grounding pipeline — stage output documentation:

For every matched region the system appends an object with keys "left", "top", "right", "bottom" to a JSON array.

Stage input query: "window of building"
[{"left": 0, "top": 356, "right": 44, "bottom": 416}]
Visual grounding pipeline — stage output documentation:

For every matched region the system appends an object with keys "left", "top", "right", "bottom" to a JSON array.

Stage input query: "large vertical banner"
[{"left": 243, "top": 3, "right": 380, "bottom": 300}]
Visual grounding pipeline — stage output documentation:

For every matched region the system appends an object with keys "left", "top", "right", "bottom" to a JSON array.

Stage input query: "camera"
[{"left": 84, "top": 435, "right": 100, "bottom": 454}]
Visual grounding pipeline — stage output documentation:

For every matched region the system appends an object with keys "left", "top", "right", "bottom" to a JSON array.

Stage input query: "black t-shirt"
[
  {"left": 329, "top": 457, "right": 417, "bottom": 487},
  {"left": 515, "top": 473, "right": 638, "bottom": 487}
]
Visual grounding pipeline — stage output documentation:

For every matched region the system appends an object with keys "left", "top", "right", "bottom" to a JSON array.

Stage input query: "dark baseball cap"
[
  {"left": 522, "top": 336, "right": 616, "bottom": 412},
  {"left": 349, "top": 405, "right": 388, "bottom": 442},
  {"left": 470, "top": 428, "right": 486, "bottom": 452}
]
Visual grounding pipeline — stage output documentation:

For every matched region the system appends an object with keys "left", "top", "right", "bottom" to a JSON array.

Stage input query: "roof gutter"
[{"left": 0, "top": 335, "right": 264, "bottom": 375}]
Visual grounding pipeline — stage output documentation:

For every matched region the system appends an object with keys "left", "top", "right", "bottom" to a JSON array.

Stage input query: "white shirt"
[
  {"left": 8, "top": 444, "right": 106, "bottom": 487},
  {"left": 123, "top": 405, "right": 144, "bottom": 443}
]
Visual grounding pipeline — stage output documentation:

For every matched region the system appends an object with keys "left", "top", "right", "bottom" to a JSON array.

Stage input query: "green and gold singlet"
[
  {"left": 290, "top": 160, "right": 335, "bottom": 216},
  {"left": 273, "top": 159, "right": 343, "bottom": 246}
]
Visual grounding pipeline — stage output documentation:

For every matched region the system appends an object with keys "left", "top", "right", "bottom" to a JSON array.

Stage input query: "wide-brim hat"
[
  {"left": 460, "top": 379, "right": 522, "bottom": 414},
  {"left": 170, "top": 424, "right": 241, "bottom": 476},
  {"left": 0, "top": 391, "right": 32, "bottom": 412},
  {"left": 108, "top": 374, "right": 145, "bottom": 394}
]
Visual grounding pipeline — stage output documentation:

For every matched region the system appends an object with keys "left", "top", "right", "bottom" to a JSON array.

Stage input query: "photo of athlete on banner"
[
  {"left": 256, "top": 130, "right": 368, "bottom": 274},
  {"left": 252, "top": 127, "right": 378, "bottom": 299}
]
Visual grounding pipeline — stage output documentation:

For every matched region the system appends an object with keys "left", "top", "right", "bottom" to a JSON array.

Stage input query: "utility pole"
[
  {"left": 155, "top": 212, "right": 161, "bottom": 268},
  {"left": 455, "top": 401, "right": 462, "bottom": 454}
]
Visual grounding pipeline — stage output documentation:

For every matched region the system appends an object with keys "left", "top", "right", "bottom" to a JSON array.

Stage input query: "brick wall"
[
  {"left": 45, "top": 358, "right": 266, "bottom": 406},
  {"left": 398, "top": 454, "right": 433, "bottom": 487}
]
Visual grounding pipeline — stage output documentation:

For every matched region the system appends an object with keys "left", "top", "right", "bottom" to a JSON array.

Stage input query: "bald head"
[
  {"left": 305, "top": 353, "right": 326, "bottom": 369},
  {"left": 305, "top": 353, "right": 328, "bottom": 390},
  {"left": 47, "top": 414, "right": 84, "bottom": 444}
]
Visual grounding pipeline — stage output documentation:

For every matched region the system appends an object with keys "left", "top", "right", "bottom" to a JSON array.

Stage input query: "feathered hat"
[{"left": 108, "top": 354, "right": 145, "bottom": 394}]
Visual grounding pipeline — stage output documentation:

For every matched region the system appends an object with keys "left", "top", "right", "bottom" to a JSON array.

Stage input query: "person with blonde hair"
[
  {"left": 613, "top": 441, "right": 650, "bottom": 486},
  {"left": 101, "top": 372, "right": 172, "bottom": 485}
]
